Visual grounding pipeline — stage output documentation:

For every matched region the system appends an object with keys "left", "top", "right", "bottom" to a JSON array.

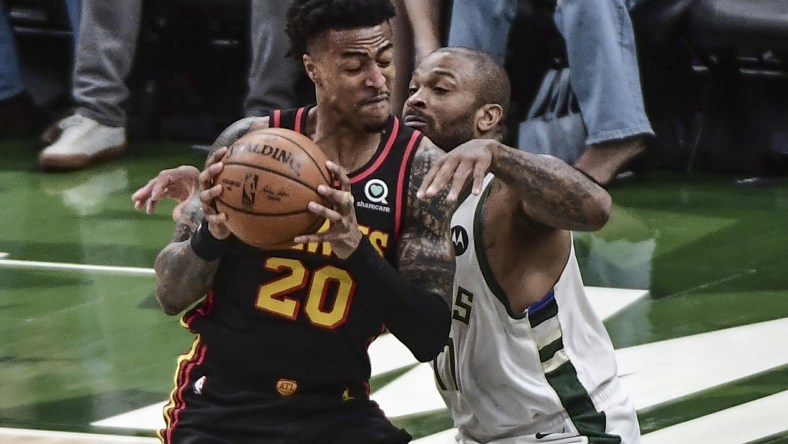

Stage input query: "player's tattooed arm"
[
  {"left": 401, "top": 139, "right": 456, "bottom": 307},
  {"left": 152, "top": 119, "right": 264, "bottom": 315},
  {"left": 154, "top": 239, "right": 219, "bottom": 315},
  {"left": 209, "top": 116, "right": 270, "bottom": 152},
  {"left": 170, "top": 194, "right": 203, "bottom": 242},
  {"left": 487, "top": 141, "right": 611, "bottom": 231}
]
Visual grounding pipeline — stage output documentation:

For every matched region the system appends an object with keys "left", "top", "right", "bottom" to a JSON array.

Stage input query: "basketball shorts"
[
  {"left": 160, "top": 366, "right": 412, "bottom": 443},
  {"left": 451, "top": 382, "right": 640, "bottom": 444}
]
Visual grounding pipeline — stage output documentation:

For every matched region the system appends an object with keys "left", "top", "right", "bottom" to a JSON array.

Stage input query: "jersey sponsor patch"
[
  {"left": 451, "top": 226, "right": 469, "bottom": 256},
  {"left": 356, "top": 179, "right": 392, "bottom": 213}
]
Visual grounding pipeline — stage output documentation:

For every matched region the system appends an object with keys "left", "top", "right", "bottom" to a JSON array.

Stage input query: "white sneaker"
[{"left": 38, "top": 114, "right": 127, "bottom": 170}]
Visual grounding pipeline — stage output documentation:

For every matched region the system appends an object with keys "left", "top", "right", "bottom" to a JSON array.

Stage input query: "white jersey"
[{"left": 435, "top": 174, "right": 639, "bottom": 443}]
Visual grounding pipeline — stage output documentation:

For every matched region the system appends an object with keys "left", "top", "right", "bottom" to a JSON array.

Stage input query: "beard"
[
  {"left": 428, "top": 110, "right": 478, "bottom": 151},
  {"left": 432, "top": 127, "right": 476, "bottom": 151}
]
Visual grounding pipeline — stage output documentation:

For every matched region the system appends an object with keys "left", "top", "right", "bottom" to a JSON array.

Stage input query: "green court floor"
[{"left": 1, "top": 136, "right": 787, "bottom": 443}]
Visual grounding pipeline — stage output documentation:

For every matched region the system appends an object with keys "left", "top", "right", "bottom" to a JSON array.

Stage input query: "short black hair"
[
  {"left": 434, "top": 47, "right": 511, "bottom": 119},
  {"left": 286, "top": 0, "right": 397, "bottom": 59}
]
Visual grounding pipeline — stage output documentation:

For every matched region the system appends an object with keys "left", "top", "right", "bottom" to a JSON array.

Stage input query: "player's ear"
[
  {"left": 304, "top": 54, "right": 321, "bottom": 86},
  {"left": 475, "top": 104, "right": 504, "bottom": 134}
]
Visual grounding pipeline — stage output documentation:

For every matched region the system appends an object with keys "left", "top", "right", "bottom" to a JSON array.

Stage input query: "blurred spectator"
[
  {"left": 0, "top": 0, "right": 80, "bottom": 136},
  {"left": 448, "top": 0, "right": 655, "bottom": 185},
  {"left": 390, "top": 0, "right": 443, "bottom": 116},
  {"left": 38, "top": 0, "right": 303, "bottom": 171}
]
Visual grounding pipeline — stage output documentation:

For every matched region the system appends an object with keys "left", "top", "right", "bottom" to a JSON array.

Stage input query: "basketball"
[{"left": 214, "top": 127, "right": 331, "bottom": 249}]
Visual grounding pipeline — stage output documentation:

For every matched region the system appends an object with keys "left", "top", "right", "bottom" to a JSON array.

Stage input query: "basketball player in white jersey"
[{"left": 404, "top": 47, "right": 640, "bottom": 443}]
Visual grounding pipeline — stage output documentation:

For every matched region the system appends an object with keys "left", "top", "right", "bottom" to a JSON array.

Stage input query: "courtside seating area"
[{"left": 8, "top": 0, "right": 788, "bottom": 175}]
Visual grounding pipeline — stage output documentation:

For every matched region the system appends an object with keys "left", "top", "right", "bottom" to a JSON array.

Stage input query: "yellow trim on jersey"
[{"left": 157, "top": 335, "right": 202, "bottom": 443}]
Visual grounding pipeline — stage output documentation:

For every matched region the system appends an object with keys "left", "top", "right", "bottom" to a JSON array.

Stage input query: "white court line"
[
  {"left": 0, "top": 427, "right": 158, "bottom": 443},
  {"left": 0, "top": 258, "right": 154, "bottom": 276},
  {"left": 413, "top": 391, "right": 788, "bottom": 444},
  {"left": 0, "top": 252, "right": 8, "bottom": 259},
  {"left": 641, "top": 390, "right": 788, "bottom": 444},
  {"left": 92, "top": 403, "right": 167, "bottom": 431}
]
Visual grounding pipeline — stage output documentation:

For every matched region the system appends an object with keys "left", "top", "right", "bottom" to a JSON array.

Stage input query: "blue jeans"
[
  {"left": 0, "top": 0, "right": 80, "bottom": 100},
  {"left": 448, "top": 0, "right": 654, "bottom": 145},
  {"left": 0, "top": 0, "right": 23, "bottom": 100}
]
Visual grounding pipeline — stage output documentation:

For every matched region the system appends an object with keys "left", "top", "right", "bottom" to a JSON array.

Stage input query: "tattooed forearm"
[
  {"left": 489, "top": 141, "right": 611, "bottom": 231},
  {"left": 399, "top": 233, "right": 455, "bottom": 307},
  {"left": 400, "top": 142, "right": 457, "bottom": 306},
  {"left": 154, "top": 241, "right": 219, "bottom": 315},
  {"left": 171, "top": 196, "right": 205, "bottom": 242}
]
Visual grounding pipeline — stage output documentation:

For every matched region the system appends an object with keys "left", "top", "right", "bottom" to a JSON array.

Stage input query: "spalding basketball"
[{"left": 214, "top": 128, "right": 331, "bottom": 249}]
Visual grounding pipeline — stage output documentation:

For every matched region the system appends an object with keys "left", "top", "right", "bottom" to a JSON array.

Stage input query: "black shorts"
[{"left": 160, "top": 367, "right": 411, "bottom": 443}]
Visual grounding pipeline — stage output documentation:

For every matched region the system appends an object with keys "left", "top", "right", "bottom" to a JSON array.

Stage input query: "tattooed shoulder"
[{"left": 211, "top": 116, "right": 269, "bottom": 151}]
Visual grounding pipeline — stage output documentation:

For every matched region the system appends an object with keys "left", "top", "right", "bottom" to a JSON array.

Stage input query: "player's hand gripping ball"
[{"left": 215, "top": 128, "right": 331, "bottom": 249}]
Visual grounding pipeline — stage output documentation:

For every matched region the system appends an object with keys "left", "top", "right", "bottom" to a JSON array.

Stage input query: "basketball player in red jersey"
[{"left": 133, "top": 0, "right": 454, "bottom": 442}]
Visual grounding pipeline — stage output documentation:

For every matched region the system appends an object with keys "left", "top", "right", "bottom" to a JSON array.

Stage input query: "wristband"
[{"left": 190, "top": 221, "right": 230, "bottom": 261}]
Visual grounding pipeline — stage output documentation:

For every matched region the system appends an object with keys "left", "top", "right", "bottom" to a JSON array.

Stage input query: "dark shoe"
[{"left": 574, "top": 137, "right": 647, "bottom": 186}]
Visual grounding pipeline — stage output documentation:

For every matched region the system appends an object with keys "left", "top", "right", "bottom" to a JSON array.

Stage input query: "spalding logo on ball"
[{"left": 215, "top": 128, "right": 331, "bottom": 250}]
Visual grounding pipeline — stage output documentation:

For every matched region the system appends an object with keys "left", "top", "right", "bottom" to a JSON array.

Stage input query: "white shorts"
[{"left": 451, "top": 382, "right": 641, "bottom": 444}]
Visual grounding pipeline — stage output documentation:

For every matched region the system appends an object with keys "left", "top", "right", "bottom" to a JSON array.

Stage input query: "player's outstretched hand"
[
  {"left": 417, "top": 139, "right": 494, "bottom": 202},
  {"left": 294, "top": 161, "right": 362, "bottom": 259},
  {"left": 198, "top": 147, "right": 232, "bottom": 240},
  {"left": 132, "top": 165, "right": 201, "bottom": 219}
]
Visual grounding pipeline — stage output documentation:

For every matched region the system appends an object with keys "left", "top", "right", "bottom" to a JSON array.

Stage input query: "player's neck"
[{"left": 311, "top": 111, "right": 383, "bottom": 172}]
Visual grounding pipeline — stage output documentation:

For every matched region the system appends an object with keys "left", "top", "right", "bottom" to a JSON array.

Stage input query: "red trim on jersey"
[
  {"left": 394, "top": 130, "right": 421, "bottom": 238},
  {"left": 294, "top": 107, "right": 306, "bottom": 134},
  {"left": 164, "top": 341, "right": 207, "bottom": 443},
  {"left": 272, "top": 109, "right": 281, "bottom": 128},
  {"left": 183, "top": 289, "right": 215, "bottom": 328},
  {"left": 351, "top": 117, "right": 400, "bottom": 184}
]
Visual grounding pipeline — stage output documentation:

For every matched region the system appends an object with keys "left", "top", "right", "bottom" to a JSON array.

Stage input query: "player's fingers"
[
  {"left": 293, "top": 228, "right": 345, "bottom": 245},
  {"left": 131, "top": 179, "right": 155, "bottom": 203},
  {"left": 471, "top": 160, "right": 489, "bottom": 195},
  {"left": 417, "top": 158, "right": 443, "bottom": 200},
  {"left": 317, "top": 185, "right": 353, "bottom": 210},
  {"left": 204, "top": 146, "right": 227, "bottom": 169},
  {"left": 149, "top": 176, "right": 172, "bottom": 202},
  {"left": 145, "top": 198, "right": 157, "bottom": 214},
  {"left": 325, "top": 161, "right": 350, "bottom": 192},
  {"left": 205, "top": 213, "right": 227, "bottom": 225},
  {"left": 199, "top": 162, "right": 224, "bottom": 190},
  {"left": 424, "top": 158, "right": 460, "bottom": 199},
  {"left": 307, "top": 200, "right": 342, "bottom": 222},
  {"left": 199, "top": 184, "right": 222, "bottom": 213},
  {"left": 447, "top": 161, "right": 474, "bottom": 202},
  {"left": 293, "top": 233, "right": 329, "bottom": 244}
]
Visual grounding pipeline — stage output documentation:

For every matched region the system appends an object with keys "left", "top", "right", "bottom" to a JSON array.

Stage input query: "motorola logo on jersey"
[
  {"left": 357, "top": 178, "right": 391, "bottom": 212},
  {"left": 452, "top": 225, "right": 469, "bottom": 256}
]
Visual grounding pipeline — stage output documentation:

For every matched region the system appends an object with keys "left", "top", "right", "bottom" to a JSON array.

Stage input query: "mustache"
[{"left": 403, "top": 108, "right": 432, "bottom": 123}]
